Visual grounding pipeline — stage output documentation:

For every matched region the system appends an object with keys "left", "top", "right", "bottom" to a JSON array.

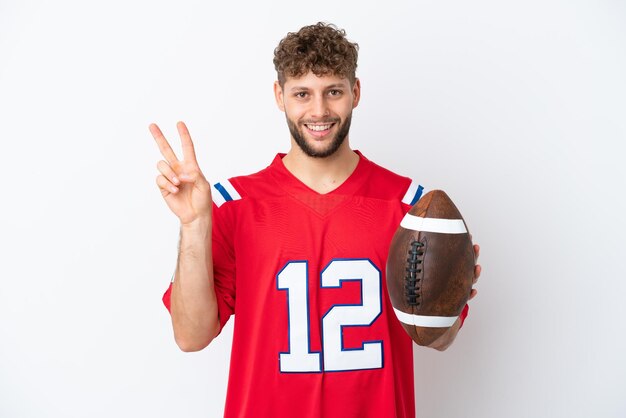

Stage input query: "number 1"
[{"left": 277, "top": 261, "right": 322, "bottom": 373}]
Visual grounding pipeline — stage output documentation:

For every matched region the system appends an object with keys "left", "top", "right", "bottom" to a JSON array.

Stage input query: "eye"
[
  {"left": 295, "top": 92, "right": 308, "bottom": 99},
  {"left": 329, "top": 89, "right": 342, "bottom": 96}
]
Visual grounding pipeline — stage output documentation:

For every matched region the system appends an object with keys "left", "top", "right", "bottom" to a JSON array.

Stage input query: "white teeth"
[{"left": 306, "top": 124, "right": 332, "bottom": 131}]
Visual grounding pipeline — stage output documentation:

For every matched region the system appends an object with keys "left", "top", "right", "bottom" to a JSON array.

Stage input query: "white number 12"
[{"left": 277, "top": 259, "right": 383, "bottom": 373}]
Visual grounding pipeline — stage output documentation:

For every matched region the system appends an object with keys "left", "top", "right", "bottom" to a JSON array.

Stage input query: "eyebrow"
[{"left": 289, "top": 83, "right": 348, "bottom": 92}]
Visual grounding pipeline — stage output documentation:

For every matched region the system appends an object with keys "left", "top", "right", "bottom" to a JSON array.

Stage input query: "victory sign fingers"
[{"left": 150, "top": 121, "right": 212, "bottom": 225}]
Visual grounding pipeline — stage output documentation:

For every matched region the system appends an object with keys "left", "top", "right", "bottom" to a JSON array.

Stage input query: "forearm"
[{"left": 170, "top": 216, "right": 220, "bottom": 351}]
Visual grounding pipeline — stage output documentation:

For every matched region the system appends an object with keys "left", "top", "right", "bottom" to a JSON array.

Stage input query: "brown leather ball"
[{"left": 386, "top": 190, "right": 474, "bottom": 346}]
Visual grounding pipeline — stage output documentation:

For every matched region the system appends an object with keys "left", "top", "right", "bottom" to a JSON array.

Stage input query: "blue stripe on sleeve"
[
  {"left": 214, "top": 182, "right": 233, "bottom": 202},
  {"left": 410, "top": 185, "right": 424, "bottom": 205}
]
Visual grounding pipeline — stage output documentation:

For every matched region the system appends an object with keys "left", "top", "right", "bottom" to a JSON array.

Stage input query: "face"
[{"left": 274, "top": 72, "right": 361, "bottom": 158}]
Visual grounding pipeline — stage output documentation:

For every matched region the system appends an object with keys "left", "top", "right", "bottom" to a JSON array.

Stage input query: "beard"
[{"left": 286, "top": 113, "right": 352, "bottom": 159}]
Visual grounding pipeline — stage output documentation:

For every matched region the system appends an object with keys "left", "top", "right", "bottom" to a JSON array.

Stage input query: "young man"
[{"left": 151, "top": 22, "right": 480, "bottom": 418}]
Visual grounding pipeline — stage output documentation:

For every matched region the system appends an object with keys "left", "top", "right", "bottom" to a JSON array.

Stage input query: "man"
[{"left": 150, "top": 22, "right": 480, "bottom": 418}]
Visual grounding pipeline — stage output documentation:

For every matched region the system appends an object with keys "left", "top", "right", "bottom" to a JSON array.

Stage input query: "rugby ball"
[{"left": 386, "top": 190, "right": 474, "bottom": 346}]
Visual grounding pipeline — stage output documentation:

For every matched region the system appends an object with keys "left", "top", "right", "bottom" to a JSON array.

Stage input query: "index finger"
[
  {"left": 177, "top": 121, "right": 198, "bottom": 166},
  {"left": 149, "top": 123, "right": 179, "bottom": 164}
]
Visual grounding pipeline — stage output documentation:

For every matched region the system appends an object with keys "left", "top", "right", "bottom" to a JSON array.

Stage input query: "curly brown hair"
[{"left": 273, "top": 22, "right": 359, "bottom": 87}]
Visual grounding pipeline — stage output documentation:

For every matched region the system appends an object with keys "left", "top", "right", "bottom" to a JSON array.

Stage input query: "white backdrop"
[{"left": 1, "top": 1, "right": 625, "bottom": 417}]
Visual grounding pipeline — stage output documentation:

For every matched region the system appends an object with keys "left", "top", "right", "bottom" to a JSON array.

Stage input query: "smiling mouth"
[
  {"left": 302, "top": 121, "right": 338, "bottom": 138},
  {"left": 304, "top": 123, "right": 335, "bottom": 131},
  {"left": 304, "top": 123, "right": 334, "bottom": 132}
]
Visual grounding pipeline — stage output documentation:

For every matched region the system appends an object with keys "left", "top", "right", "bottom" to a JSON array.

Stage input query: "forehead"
[{"left": 283, "top": 72, "right": 351, "bottom": 90}]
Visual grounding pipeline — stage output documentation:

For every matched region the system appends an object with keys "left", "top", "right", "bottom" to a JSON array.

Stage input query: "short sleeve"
[
  {"left": 211, "top": 202, "right": 236, "bottom": 331},
  {"left": 459, "top": 304, "right": 469, "bottom": 328},
  {"left": 401, "top": 179, "right": 426, "bottom": 211}
]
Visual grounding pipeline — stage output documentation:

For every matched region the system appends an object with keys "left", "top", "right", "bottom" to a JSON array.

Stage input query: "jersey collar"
[{"left": 269, "top": 150, "right": 373, "bottom": 197}]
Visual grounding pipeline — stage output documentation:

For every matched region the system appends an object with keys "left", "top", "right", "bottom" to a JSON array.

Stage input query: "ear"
[
  {"left": 352, "top": 78, "right": 361, "bottom": 109},
  {"left": 274, "top": 81, "right": 285, "bottom": 112}
]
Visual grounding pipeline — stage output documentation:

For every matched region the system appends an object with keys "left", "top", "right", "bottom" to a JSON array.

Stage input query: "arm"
[
  {"left": 427, "top": 244, "right": 481, "bottom": 351},
  {"left": 171, "top": 216, "right": 220, "bottom": 352},
  {"left": 151, "top": 121, "right": 220, "bottom": 352}
]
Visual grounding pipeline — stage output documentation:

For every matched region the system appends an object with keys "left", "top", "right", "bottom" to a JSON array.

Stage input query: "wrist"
[
  {"left": 181, "top": 215, "right": 211, "bottom": 230},
  {"left": 178, "top": 217, "right": 211, "bottom": 258},
  {"left": 180, "top": 216, "right": 212, "bottom": 241}
]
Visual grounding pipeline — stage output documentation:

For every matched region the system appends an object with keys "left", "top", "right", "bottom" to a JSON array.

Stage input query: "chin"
[{"left": 299, "top": 138, "right": 344, "bottom": 158}]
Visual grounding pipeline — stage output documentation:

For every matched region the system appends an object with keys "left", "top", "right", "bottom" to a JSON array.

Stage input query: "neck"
[{"left": 282, "top": 138, "right": 360, "bottom": 194}]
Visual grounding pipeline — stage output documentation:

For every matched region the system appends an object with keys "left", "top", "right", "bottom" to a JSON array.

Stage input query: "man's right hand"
[
  {"left": 149, "top": 121, "right": 212, "bottom": 225},
  {"left": 151, "top": 121, "right": 219, "bottom": 351}
]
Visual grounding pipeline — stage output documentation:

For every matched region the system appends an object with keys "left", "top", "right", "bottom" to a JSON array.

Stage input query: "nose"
[{"left": 310, "top": 95, "right": 330, "bottom": 119}]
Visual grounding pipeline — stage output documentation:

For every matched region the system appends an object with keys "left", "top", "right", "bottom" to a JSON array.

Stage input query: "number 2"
[{"left": 277, "top": 259, "right": 383, "bottom": 373}]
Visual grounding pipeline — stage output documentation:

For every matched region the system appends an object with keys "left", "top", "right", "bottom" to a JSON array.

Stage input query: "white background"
[{"left": 1, "top": 1, "right": 625, "bottom": 417}]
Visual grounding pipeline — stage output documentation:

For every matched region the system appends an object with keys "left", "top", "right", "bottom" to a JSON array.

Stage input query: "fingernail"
[
  {"left": 170, "top": 186, "right": 178, "bottom": 193},
  {"left": 172, "top": 176, "right": 180, "bottom": 184}
]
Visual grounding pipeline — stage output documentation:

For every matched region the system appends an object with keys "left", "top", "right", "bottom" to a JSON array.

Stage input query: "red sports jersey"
[{"left": 163, "top": 152, "right": 466, "bottom": 417}]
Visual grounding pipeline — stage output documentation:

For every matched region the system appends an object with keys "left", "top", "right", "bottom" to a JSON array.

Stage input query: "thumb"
[
  {"left": 179, "top": 170, "right": 210, "bottom": 191},
  {"left": 179, "top": 170, "right": 203, "bottom": 183}
]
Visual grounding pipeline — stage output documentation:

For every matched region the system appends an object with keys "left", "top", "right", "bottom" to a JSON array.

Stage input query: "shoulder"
[
  {"left": 210, "top": 160, "right": 280, "bottom": 208},
  {"left": 358, "top": 154, "right": 427, "bottom": 205}
]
